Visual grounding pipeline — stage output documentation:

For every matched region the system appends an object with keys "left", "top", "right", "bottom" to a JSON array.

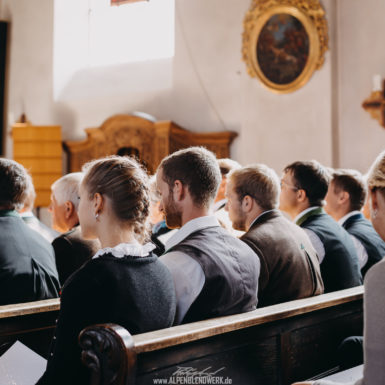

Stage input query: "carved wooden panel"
[{"left": 64, "top": 115, "right": 237, "bottom": 174}]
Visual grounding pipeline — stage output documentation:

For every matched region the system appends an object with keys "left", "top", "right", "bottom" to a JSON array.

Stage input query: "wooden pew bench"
[
  {"left": 0, "top": 298, "right": 60, "bottom": 358},
  {"left": 80, "top": 286, "right": 364, "bottom": 385}
]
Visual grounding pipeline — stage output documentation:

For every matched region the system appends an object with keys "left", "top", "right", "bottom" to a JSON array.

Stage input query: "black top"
[
  {"left": 241, "top": 210, "right": 324, "bottom": 307},
  {"left": 343, "top": 213, "right": 385, "bottom": 276},
  {"left": 0, "top": 212, "right": 59, "bottom": 305},
  {"left": 37, "top": 250, "right": 176, "bottom": 385},
  {"left": 301, "top": 210, "right": 362, "bottom": 292},
  {"left": 170, "top": 226, "right": 260, "bottom": 324},
  {"left": 52, "top": 226, "right": 100, "bottom": 285}
]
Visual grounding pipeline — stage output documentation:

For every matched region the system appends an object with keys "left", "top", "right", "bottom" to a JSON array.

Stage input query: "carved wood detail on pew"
[
  {"left": 79, "top": 324, "right": 137, "bottom": 385},
  {"left": 64, "top": 115, "right": 238, "bottom": 174},
  {"left": 79, "top": 286, "right": 364, "bottom": 385}
]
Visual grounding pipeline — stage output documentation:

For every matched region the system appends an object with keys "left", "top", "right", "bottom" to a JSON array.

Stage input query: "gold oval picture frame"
[{"left": 242, "top": 0, "right": 328, "bottom": 94}]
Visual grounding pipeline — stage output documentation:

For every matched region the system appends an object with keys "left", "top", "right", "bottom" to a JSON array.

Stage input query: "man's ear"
[
  {"left": 339, "top": 191, "right": 350, "bottom": 205},
  {"left": 370, "top": 189, "right": 378, "bottom": 211},
  {"left": 173, "top": 180, "right": 185, "bottom": 202},
  {"left": 296, "top": 188, "right": 307, "bottom": 203},
  {"left": 241, "top": 195, "right": 254, "bottom": 214},
  {"left": 64, "top": 201, "right": 74, "bottom": 219}
]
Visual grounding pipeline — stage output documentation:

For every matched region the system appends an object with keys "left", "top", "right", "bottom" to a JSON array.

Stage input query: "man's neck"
[
  {"left": 290, "top": 202, "right": 312, "bottom": 220},
  {"left": 181, "top": 207, "right": 211, "bottom": 227},
  {"left": 245, "top": 207, "right": 265, "bottom": 231}
]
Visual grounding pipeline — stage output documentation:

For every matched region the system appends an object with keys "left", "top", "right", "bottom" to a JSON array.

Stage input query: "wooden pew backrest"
[
  {"left": 80, "top": 286, "right": 364, "bottom": 385},
  {"left": 0, "top": 298, "right": 60, "bottom": 358}
]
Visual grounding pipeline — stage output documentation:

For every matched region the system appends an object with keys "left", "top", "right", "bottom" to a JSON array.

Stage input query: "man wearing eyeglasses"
[
  {"left": 225, "top": 164, "right": 324, "bottom": 307},
  {"left": 279, "top": 160, "right": 362, "bottom": 293}
]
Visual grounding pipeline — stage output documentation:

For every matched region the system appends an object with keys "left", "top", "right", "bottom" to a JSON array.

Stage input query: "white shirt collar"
[
  {"left": 164, "top": 215, "right": 220, "bottom": 252},
  {"left": 248, "top": 209, "right": 277, "bottom": 229},
  {"left": 294, "top": 206, "right": 320, "bottom": 224},
  {"left": 93, "top": 242, "right": 156, "bottom": 259},
  {"left": 19, "top": 211, "right": 34, "bottom": 219},
  {"left": 213, "top": 199, "right": 227, "bottom": 212},
  {"left": 338, "top": 210, "right": 362, "bottom": 226}
]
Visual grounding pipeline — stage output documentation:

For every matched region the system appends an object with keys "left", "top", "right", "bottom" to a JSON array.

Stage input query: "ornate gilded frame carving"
[{"left": 242, "top": 0, "right": 328, "bottom": 93}]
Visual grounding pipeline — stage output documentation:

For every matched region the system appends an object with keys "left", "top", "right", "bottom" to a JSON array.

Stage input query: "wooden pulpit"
[{"left": 64, "top": 115, "right": 238, "bottom": 174}]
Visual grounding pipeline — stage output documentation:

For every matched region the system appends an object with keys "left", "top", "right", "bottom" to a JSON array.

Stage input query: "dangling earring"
[
  {"left": 372, "top": 209, "right": 378, "bottom": 219},
  {"left": 95, "top": 212, "right": 100, "bottom": 221}
]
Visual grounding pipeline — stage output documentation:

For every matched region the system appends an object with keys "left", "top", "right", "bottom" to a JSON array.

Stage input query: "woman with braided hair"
[{"left": 37, "top": 156, "right": 176, "bottom": 385}]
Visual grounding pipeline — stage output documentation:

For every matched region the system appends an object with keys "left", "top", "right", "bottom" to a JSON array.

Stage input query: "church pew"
[
  {"left": 0, "top": 298, "right": 60, "bottom": 358},
  {"left": 79, "top": 286, "right": 364, "bottom": 385}
]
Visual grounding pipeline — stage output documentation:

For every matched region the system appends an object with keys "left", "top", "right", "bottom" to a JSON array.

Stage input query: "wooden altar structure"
[{"left": 64, "top": 115, "right": 238, "bottom": 174}]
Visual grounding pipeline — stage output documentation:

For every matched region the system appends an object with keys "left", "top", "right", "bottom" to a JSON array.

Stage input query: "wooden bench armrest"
[{"left": 79, "top": 323, "right": 137, "bottom": 385}]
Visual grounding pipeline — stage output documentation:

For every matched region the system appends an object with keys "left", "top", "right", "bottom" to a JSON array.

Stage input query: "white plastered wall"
[{"left": 0, "top": 0, "right": 383, "bottom": 176}]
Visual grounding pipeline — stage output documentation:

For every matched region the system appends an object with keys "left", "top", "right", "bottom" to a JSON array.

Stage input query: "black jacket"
[
  {"left": 52, "top": 226, "right": 100, "bottom": 285},
  {"left": 0, "top": 212, "right": 60, "bottom": 304},
  {"left": 37, "top": 251, "right": 176, "bottom": 385}
]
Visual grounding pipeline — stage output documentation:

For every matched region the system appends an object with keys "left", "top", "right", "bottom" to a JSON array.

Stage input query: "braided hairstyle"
[{"left": 82, "top": 156, "right": 150, "bottom": 243}]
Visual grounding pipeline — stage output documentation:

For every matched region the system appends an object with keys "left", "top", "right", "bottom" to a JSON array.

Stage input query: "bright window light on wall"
[
  {"left": 88, "top": 0, "right": 175, "bottom": 67},
  {"left": 53, "top": 0, "right": 175, "bottom": 99}
]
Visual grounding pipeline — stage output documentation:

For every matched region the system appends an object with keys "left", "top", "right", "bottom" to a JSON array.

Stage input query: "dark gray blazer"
[{"left": 0, "top": 211, "right": 60, "bottom": 304}]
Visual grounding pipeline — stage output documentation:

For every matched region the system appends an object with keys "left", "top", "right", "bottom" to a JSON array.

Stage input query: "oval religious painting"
[
  {"left": 242, "top": 1, "right": 328, "bottom": 94},
  {"left": 256, "top": 14, "right": 309, "bottom": 85}
]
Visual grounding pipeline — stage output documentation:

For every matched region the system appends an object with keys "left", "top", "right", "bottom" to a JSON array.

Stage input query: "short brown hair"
[
  {"left": 0, "top": 158, "right": 29, "bottom": 210},
  {"left": 159, "top": 147, "right": 221, "bottom": 208},
  {"left": 284, "top": 160, "right": 330, "bottom": 207},
  {"left": 82, "top": 156, "right": 150, "bottom": 242},
  {"left": 332, "top": 169, "right": 367, "bottom": 211},
  {"left": 217, "top": 158, "right": 241, "bottom": 176},
  {"left": 229, "top": 164, "right": 280, "bottom": 210}
]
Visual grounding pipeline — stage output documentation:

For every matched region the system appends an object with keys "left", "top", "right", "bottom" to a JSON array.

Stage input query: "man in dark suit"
[
  {"left": 226, "top": 164, "right": 323, "bottom": 307},
  {"left": 49, "top": 173, "right": 100, "bottom": 284},
  {"left": 0, "top": 159, "right": 60, "bottom": 304},
  {"left": 279, "top": 160, "right": 362, "bottom": 293},
  {"left": 325, "top": 168, "right": 385, "bottom": 276}
]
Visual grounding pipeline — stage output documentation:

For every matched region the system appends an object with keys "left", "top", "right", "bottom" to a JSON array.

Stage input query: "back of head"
[
  {"left": 229, "top": 164, "right": 280, "bottom": 210},
  {"left": 159, "top": 147, "right": 221, "bottom": 208},
  {"left": 284, "top": 160, "right": 330, "bottom": 207},
  {"left": 20, "top": 174, "right": 36, "bottom": 212},
  {"left": 82, "top": 156, "right": 150, "bottom": 242},
  {"left": 367, "top": 150, "right": 385, "bottom": 193},
  {"left": 0, "top": 158, "right": 29, "bottom": 210},
  {"left": 217, "top": 158, "right": 241, "bottom": 177},
  {"left": 332, "top": 169, "right": 367, "bottom": 211},
  {"left": 52, "top": 172, "right": 84, "bottom": 211}
]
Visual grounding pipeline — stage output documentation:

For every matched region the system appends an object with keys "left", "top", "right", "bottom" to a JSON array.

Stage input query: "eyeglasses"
[{"left": 280, "top": 179, "right": 300, "bottom": 191}]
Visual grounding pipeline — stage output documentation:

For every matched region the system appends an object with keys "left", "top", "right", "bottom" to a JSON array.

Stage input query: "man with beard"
[
  {"left": 156, "top": 147, "right": 260, "bottom": 325},
  {"left": 226, "top": 164, "right": 323, "bottom": 307}
]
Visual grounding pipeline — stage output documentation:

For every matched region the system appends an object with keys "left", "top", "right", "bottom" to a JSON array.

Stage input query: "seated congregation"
[{"left": 0, "top": 146, "right": 384, "bottom": 384}]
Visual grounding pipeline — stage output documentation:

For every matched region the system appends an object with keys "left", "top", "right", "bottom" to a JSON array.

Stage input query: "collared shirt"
[
  {"left": 161, "top": 216, "right": 220, "bottom": 324},
  {"left": 93, "top": 242, "right": 155, "bottom": 259},
  {"left": 295, "top": 207, "right": 326, "bottom": 263},
  {"left": 338, "top": 211, "right": 362, "bottom": 227},
  {"left": 213, "top": 198, "right": 227, "bottom": 212},
  {"left": 339, "top": 211, "right": 368, "bottom": 269},
  {"left": 248, "top": 209, "right": 276, "bottom": 229}
]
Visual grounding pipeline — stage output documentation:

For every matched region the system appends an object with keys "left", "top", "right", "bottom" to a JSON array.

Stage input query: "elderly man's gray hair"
[{"left": 51, "top": 172, "right": 83, "bottom": 210}]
